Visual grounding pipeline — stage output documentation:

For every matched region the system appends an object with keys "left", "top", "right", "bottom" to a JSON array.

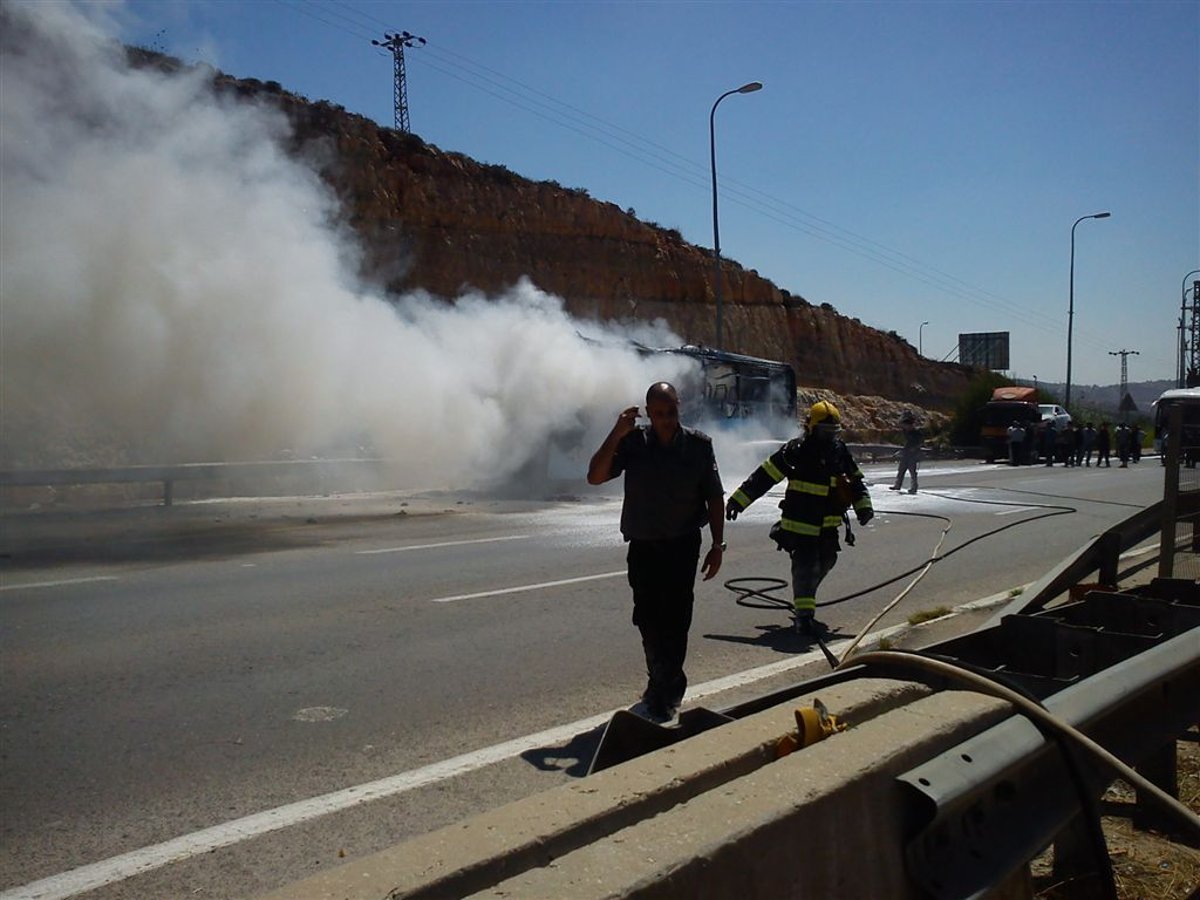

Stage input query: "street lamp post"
[
  {"left": 710, "top": 81, "right": 762, "bottom": 349},
  {"left": 919, "top": 321, "right": 929, "bottom": 356},
  {"left": 1065, "top": 211, "right": 1111, "bottom": 410}
]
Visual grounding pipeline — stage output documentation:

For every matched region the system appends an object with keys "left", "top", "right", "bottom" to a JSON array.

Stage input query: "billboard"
[{"left": 959, "top": 331, "right": 1010, "bottom": 370}]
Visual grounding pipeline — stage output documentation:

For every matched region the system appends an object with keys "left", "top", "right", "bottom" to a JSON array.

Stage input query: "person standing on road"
[
  {"left": 1062, "top": 423, "right": 1076, "bottom": 467},
  {"left": 587, "top": 382, "right": 725, "bottom": 722},
  {"left": 1007, "top": 420, "right": 1025, "bottom": 466},
  {"left": 1116, "top": 422, "right": 1131, "bottom": 467},
  {"left": 1131, "top": 424, "right": 1143, "bottom": 463},
  {"left": 1082, "top": 423, "right": 1096, "bottom": 467},
  {"left": 724, "top": 400, "right": 873, "bottom": 636},
  {"left": 1097, "top": 422, "right": 1112, "bottom": 467},
  {"left": 890, "top": 410, "right": 922, "bottom": 494},
  {"left": 1042, "top": 421, "right": 1057, "bottom": 466}
]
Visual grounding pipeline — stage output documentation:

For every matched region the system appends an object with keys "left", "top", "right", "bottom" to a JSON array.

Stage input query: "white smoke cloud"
[{"left": 0, "top": 1, "right": 697, "bottom": 489}]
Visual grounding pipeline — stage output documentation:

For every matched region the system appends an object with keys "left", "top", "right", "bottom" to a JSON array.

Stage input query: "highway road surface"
[{"left": 0, "top": 456, "right": 1164, "bottom": 899}]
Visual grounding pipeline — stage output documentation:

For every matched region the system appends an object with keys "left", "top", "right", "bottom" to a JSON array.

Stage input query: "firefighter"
[{"left": 725, "top": 400, "right": 874, "bottom": 635}]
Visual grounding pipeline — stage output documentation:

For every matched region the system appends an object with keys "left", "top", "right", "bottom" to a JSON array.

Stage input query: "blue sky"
[{"left": 116, "top": 0, "right": 1198, "bottom": 390}]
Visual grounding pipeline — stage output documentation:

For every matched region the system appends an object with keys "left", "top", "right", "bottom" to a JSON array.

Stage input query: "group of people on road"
[
  {"left": 1011, "top": 419, "right": 1145, "bottom": 469},
  {"left": 587, "top": 383, "right": 873, "bottom": 723}
]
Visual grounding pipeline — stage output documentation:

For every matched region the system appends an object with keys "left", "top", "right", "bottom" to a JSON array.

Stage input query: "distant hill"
[{"left": 1034, "top": 380, "right": 1175, "bottom": 416}]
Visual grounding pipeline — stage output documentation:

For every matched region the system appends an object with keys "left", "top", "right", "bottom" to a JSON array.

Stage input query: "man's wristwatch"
[{"left": 716, "top": 540, "right": 727, "bottom": 551}]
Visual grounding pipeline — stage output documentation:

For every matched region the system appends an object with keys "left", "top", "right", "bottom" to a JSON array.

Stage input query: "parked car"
[{"left": 1038, "top": 404, "right": 1071, "bottom": 430}]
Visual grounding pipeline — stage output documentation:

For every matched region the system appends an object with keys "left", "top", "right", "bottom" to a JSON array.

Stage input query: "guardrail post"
[
  {"left": 163, "top": 479, "right": 173, "bottom": 507},
  {"left": 1097, "top": 530, "right": 1120, "bottom": 587},
  {"left": 1052, "top": 811, "right": 1101, "bottom": 890},
  {"left": 1132, "top": 741, "right": 1178, "bottom": 835},
  {"left": 1158, "top": 406, "right": 1182, "bottom": 578}
]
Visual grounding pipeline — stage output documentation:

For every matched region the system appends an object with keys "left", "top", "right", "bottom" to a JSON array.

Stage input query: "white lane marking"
[
  {"left": 355, "top": 535, "right": 531, "bottom": 555},
  {"left": 992, "top": 506, "right": 1037, "bottom": 516},
  {"left": 291, "top": 707, "right": 348, "bottom": 723},
  {"left": 0, "top": 576, "right": 118, "bottom": 593},
  {"left": 428, "top": 570, "right": 626, "bottom": 603},
  {"left": 1119, "top": 543, "right": 1159, "bottom": 560},
  {"left": 0, "top": 594, "right": 1018, "bottom": 900}
]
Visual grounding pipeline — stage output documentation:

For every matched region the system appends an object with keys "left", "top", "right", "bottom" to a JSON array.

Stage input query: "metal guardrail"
[
  {"left": 899, "top": 582, "right": 1200, "bottom": 897},
  {"left": 0, "top": 459, "right": 385, "bottom": 506},
  {"left": 985, "top": 501, "right": 1165, "bottom": 624}
]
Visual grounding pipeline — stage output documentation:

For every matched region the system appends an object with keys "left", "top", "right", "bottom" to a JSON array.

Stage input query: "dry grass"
[
  {"left": 1032, "top": 735, "right": 1200, "bottom": 899},
  {"left": 907, "top": 606, "right": 953, "bottom": 625}
]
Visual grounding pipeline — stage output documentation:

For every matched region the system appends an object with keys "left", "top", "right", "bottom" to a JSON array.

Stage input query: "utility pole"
[
  {"left": 371, "top": 31, "right": 426, "bottom": 132},
  {"left": 1109, "top": 348, "right": 1139, "bottom": 410}
]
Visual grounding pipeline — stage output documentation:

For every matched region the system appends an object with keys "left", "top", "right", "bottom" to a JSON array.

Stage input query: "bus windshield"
[{"left": 1152, "top": 388, "right": 1200, "bottom": 456}]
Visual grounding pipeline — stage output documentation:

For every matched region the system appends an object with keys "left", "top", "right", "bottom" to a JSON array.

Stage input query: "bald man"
[{"left": 588, "top": 382, "right": 726, "bottom": 722}]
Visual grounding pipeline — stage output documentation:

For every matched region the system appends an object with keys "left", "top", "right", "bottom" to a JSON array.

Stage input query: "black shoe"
[
  {"left": 794, "top": 613, "right": 826, "bottom": 636},
  {"left": 631, "top": 698, "right": 673, "bottom": 723}
]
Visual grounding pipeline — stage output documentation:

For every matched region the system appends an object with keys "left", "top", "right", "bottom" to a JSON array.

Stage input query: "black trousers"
[{"left": 626, "top": 531, "right": 702, "bottom": 710}]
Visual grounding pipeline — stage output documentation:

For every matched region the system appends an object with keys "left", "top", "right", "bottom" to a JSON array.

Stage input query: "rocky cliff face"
[{"left": 218, "top": 72, "right": 972, "bottom": 410}]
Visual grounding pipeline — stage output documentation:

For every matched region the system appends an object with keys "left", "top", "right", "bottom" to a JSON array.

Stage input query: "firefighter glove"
[
  {"left": 856, "top": 508, "right": 874, "bottom": 526},
  {"left": 725, "top": 499, "right": 741, "bottom": 521}
]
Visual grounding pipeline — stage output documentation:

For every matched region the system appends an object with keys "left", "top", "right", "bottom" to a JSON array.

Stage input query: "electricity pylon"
[{"left": 371, "top": 31, "right": 426, "bottom": 132}]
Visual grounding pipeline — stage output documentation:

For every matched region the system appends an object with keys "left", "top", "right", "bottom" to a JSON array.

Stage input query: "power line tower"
[
  {"left": 1109, "top": 348, "right": 1139, "bottom": 409},
  {"left": 371, "top": 31, "right": 426, "bottom": 132},
  {"left": 1184, "top": 279, "right": 1200, "bottom": 387}
]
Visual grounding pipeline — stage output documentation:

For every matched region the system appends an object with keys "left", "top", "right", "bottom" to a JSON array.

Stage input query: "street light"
[
  {"left": 919, "top": 321, "right": 929, "bottom": 356},
  {"left": 1065, "top": 211, "right": 1111, "bottom": 409},
  {"left": 710, "top": 80, "right": 762, "bottom": 349}
]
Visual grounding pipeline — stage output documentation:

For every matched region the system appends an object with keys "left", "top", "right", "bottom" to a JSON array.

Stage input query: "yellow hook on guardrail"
[{"left": 775, "top": 698, "right": 847, "bottom": 758}]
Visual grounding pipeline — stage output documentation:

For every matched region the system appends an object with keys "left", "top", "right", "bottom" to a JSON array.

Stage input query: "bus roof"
[
  {"left": 1153, "top": 387, "right": 1200, "bottom": 407},
  {"left": 664, "top": 344, "right": 795, "bottom": 372}
]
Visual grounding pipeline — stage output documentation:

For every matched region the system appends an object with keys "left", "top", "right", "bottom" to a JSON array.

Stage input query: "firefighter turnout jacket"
[{"left": 727, "top": 435, "right": 873, "bottom": 541}]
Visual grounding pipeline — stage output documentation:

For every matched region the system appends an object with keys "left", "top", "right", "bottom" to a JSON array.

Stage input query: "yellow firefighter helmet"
[{"left": 807, "top": 400, "right": 841, "bottom": 429}]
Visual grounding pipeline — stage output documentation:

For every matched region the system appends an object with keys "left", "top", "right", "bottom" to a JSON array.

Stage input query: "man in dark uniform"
[
  {"left": 725, "top": 400, "right": 873, "bottom": 635},
  {"left": 587, "top": 382, "right": 725, "bottom": 722}
]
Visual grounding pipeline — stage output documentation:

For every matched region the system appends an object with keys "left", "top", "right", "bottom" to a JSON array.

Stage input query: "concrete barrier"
[{"left": 259, "top": 678, "right": 1015, "bottom": 899}]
